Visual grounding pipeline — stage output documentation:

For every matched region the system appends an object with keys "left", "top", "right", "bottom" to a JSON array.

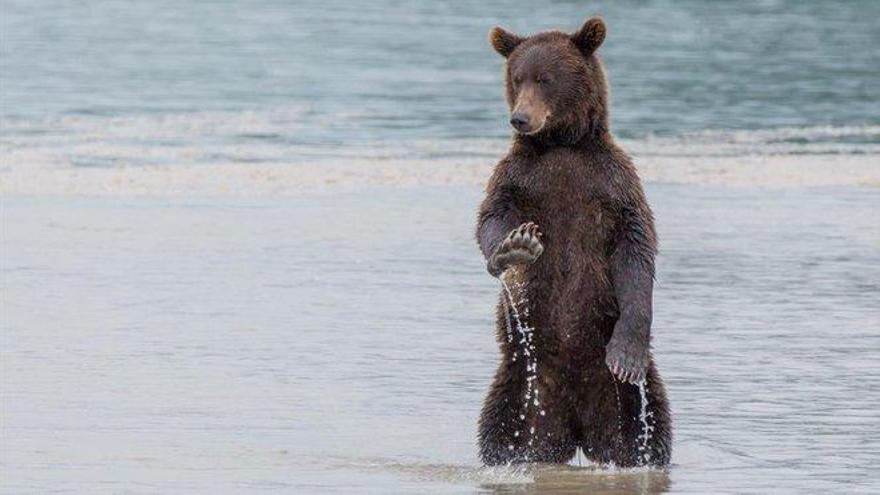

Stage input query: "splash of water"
[
  {"left": 636, "top": 379, "right": 654, "bottom": 466},
  {"left": 500, "top": 274, "right": 543, "bottom": 451}
]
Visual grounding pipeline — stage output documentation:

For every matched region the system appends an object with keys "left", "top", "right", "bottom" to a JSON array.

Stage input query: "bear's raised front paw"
[
  {"left": 605, "top": 336, "right": 649, "bottom": 384},
  {"left": 488, "top": 222, "right": 544, "bottom": 277}
]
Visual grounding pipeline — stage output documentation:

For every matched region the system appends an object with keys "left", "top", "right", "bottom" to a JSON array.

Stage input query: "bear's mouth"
[
  {"left": 511, "top": 119, "right": 547, "bottom": 136},
  {"left": 522, "top": 121, "right": 547, "bottom": 135}
]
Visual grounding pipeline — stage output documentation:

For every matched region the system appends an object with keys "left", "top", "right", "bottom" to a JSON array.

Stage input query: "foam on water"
[
  {"left": 2, "top": 112, "right": 877, "bottom": 196},
  {"left": 3, "top": 110, "right": 878, "bottom": 168}
]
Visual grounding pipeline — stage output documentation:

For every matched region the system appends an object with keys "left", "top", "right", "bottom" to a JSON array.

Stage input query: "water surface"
[
  {"left": 2, "top": 0, "right": 879, "bottom": 166},
  {"left": 3, "top": 185, "right": 878, "bottom": 493}
]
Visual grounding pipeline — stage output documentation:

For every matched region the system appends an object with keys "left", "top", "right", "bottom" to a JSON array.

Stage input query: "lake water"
[
  {"left": 2, "top": 0, "right": 880, "bottom": 493},
  {"left": 2, "top": 0, "right": 879, "bottom": 167}
]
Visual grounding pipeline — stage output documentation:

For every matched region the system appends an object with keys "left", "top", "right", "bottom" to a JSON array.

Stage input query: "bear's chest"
[{"left": 510, "top": 154, "right": 616, "bottom": 251}]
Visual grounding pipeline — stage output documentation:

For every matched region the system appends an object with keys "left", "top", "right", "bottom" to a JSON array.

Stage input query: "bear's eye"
[
  {"left": 512, "top": 75, "right": 523, "bottom": 85},
  {"left": 536, "top": 76, "right": 552, "bottom": 85}
]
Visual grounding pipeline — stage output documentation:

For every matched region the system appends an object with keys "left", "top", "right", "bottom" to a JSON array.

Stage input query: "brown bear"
[{"left": 475, "top": 17, "right": 671, "bottom": 468}]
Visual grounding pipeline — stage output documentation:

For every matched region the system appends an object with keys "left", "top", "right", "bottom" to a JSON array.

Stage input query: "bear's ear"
[
  {"left": 490, "top": 26, "right": 524, "bottom": 58},
  {"left": 571, "top": 17, "right": 606, "bottom": 56}
]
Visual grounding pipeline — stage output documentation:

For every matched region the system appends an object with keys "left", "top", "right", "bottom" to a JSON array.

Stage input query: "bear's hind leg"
[
  {"left": 639, "top": 371, "right": 673, "bottom": 467},
  {"left": 478, "top": 365, "right": 577, "bottom": 465},
  {"left": 579, "top": 366, "right": 671, "bottom": 468}
]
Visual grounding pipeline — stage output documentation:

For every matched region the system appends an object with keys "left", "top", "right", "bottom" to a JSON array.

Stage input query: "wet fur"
[{"left": 476, "top": 18, "right": 671, "bottom": 467}]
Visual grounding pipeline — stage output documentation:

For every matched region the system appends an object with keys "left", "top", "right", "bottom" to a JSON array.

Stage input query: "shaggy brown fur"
[{"left": 476, "top": 17, "right": 671, "bottom": 467}]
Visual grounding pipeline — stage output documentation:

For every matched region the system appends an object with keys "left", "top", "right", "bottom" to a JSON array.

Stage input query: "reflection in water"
[
  {"left": 480, "top": 465, "right": 671, "bottom": 495},
  {"left": 374, "top": 460, "right": 671, "bottom": 495}
]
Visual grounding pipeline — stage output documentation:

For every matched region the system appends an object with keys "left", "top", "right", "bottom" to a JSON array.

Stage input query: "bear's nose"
[{"left": 510, "top": 112, "right": 531, "bottom": 132}]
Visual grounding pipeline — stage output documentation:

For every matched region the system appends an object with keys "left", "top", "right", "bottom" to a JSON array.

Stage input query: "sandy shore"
[{"left": 2, "top": 153, "right": 878, "bottom": 197}]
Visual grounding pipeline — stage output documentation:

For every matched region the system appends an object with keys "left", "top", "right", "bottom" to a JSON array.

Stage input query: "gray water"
[
  {"left": 2, "top": 0, "right": 879, "bottom": 166},
  {"left": 3, "top": 185, "right": 879, "bottom": 493}
]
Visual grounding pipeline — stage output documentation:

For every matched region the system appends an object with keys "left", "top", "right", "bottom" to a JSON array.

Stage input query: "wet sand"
[{"left": 2, "top": 150, "right": 879, "bottom": 197}]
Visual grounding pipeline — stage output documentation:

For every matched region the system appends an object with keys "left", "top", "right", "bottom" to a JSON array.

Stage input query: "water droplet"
[
  {"left": 501, "top": 277, "right": 542, "bottom": 446},
  {"left": 637, "top": 379, "right": 652, "bottom": 466}
]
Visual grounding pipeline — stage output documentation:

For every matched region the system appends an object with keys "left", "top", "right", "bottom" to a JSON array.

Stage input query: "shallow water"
[{"left": 3, "top": 184, "right": 879, "bottom": 493}]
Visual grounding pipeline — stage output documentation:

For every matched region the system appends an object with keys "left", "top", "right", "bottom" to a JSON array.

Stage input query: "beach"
[
  {"left": 2, "top": 0, "right": 880, "bottom": 492},
  {"left": 4, "top": 121, "right": 879, "bottom": 197}
]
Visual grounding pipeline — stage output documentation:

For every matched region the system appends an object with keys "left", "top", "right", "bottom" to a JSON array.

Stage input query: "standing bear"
[{"left": 475, "top": 17, "right": 671, "bottom": 467}]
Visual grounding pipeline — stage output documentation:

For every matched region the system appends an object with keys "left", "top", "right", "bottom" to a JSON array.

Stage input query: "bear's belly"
[{"left": 507, "top": 261, "right": 617, "bottom": 370}]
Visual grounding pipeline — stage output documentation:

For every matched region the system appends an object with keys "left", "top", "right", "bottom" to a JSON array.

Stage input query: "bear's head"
[{"left": 490, "top": 17, "right": 609, "bottom": 144}]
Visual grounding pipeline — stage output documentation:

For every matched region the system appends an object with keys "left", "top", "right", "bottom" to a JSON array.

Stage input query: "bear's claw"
[
  {"left": 488, "top": 222, "right": 544, "bottom": 277},
  {"left": 605, "top": 336, "right": 649, "bottom": 384}
]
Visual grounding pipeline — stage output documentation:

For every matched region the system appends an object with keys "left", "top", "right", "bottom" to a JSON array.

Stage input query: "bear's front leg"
[
  {"left": 606, "top": 268, "right": 653, "bottom": 384},
  {"left": 606, "top": 207, "right": 656, "bottom": 384},
  {"left": 605, "top": 314, "right": 651, "bottom": 384},
  {"left": 487, "top": 222, "right": 544, "bottom": 277}
]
